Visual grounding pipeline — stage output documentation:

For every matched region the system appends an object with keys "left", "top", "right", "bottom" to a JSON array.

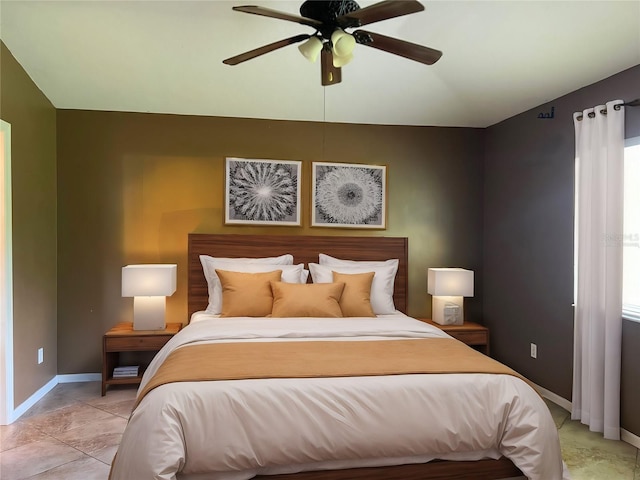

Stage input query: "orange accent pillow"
[
  {"left": 216, "top": 269, "right": 282, "bottom": 317},
  {"left": 332, "top": 271, "right": 376, "bottom": 317},
  {"left": 270, "top": 281, "right": 345, "bottom": 318}
]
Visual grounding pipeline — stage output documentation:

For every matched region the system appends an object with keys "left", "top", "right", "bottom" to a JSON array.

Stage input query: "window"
[{"left": 623, "top": 136, "right": 640, "bottom": 322}]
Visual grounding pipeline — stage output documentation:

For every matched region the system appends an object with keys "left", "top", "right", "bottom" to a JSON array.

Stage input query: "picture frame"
[
  {"left": 225, "top": 157, "right": 302, "bottom": 226},
  {"left": 312, "top": 161, "right": 387, "bottom": 229}
]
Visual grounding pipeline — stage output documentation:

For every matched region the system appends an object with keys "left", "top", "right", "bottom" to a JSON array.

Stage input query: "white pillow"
[
  {"left": 318, "top": 253, "right": 399, "bottom": 270},
  {"left": 308, "top": 263, "right": 397, "bottom": 315},
  {"left": 199, "top": 255, "right": 305, "bottom": 314}
]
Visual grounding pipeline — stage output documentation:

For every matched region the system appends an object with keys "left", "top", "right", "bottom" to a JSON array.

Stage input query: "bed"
[{"left": 109, "top": 234, "right": 567, "bottom": 480}]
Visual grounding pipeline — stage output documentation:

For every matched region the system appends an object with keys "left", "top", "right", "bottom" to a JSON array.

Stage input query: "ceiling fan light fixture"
[
  {"left": 298, "top": 36, "right": 323, "bottom": 62},
  {"left": 225, "top": 0, "right": 442, "bottom": 86},
  {"left": 331, "top": 28, "right": 356, "bottom": 58},
  {"left": 332, "top": 52, "right": 353, "bottom": 68}
]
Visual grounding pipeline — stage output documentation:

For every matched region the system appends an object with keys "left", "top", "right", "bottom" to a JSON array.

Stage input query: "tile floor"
[{"left": 1, "top": 382, "right": 638, "bottom": 479}]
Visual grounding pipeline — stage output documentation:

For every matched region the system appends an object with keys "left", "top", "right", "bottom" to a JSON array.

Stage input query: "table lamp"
[
  {"left": 427, "top": 268, "right": 474, "bottom": 325},
  {"left": 122, "top": 264, "right": 177, "bottom": 330}
]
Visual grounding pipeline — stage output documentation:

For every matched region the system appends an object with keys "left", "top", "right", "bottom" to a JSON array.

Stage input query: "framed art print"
[
  {"left": 312, "top": 162, "right": 386, "bottom": 229},
  {"left": 225, "top": 157, "right": 301, "bottom": 226}
]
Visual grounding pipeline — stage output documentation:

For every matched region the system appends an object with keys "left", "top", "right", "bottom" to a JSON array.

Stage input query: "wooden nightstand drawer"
[
  {"left": 416, "top": 318, "right": 490, "bottom": 355},
  {"left": 105, "top": 335, "right": 173, "bottom": 352},
  {"left": 448, "top": 331, "right": 488, "bottom": 346}
]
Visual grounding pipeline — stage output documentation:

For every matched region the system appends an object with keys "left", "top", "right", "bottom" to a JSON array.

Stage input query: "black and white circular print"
[
  {"left": 226, "top": 158, "right": 301, "bottom": 225},
  {"left": 313, "top": 162, "right": 386, "bottom": 228}
]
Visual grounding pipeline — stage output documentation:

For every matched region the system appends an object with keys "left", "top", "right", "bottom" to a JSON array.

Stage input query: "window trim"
[{"left": 623, "top": 135, "right": 640, "bottom": 323}]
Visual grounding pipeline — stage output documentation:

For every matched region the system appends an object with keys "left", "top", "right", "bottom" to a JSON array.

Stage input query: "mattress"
[{"left": 109, "top": 314, "right": 567, "bottom": 480}]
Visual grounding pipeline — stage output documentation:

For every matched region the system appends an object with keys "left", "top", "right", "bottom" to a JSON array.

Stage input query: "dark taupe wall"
[
  {"left": 484, "top": 65, "right": 640, "bottom": 436},
  {"left": 0, "top": 42, "right": 57, "bottom": 405},
  {"left": 56, "top": 110, "right": 484, "bottom": 374}
]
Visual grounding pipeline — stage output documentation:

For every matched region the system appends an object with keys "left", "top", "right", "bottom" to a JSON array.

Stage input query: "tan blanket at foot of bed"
[{"left": 135, "top": 338, "right": 532, "bottom": 409}]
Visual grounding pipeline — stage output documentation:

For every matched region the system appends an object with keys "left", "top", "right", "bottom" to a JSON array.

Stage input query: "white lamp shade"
[
  {"left": 331, "top": 28, "right": 355, "bottom": 67},
  {"left": 298, "top": 36, "right": 323, "bottom": 63},
  {"left": 332, "top": 52, "right": 353, "bottom": 67},
  {"left": 122, "top": 264, "right": 177, "bottom": 297},
  {"left": 331, "top": 29, "right": 356, "bottom": 57},
  {"left": 427, "top": 268, "right": 474, "bottom": 297}
]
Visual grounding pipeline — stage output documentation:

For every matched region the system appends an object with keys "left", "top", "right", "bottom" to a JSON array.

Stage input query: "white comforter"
[{"left": 110, "top": 314, "right": 567, "bottom": 480}]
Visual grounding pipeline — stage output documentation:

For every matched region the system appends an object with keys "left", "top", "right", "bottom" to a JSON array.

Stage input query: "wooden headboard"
[{"left": 188, "top": 234, "right": 408, "bottom": 318}]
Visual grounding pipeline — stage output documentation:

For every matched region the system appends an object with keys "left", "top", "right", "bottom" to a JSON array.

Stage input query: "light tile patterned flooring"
[{"left": 1, "top": 382, "right": 638, "bottom": 479}]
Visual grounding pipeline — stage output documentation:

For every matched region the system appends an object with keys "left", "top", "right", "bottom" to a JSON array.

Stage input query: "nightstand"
[
  {"left": 417, "top": 318, "right": 490, "bottom": 355},
  {"left": 102, "top": 321, "right": 182, "bottom": 395}
]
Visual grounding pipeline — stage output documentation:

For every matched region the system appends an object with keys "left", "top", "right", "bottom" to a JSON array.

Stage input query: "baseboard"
[
  {"left": 3, "top": 373, "right": 101, "bottom": 425},
  {"left": 533, "top": 382, "right": 640, "bottom": 448},
  {"left": 10, "top": 375, "right": 58, "bottom": 423},
  {"left": 57, "top": 373, "right": 101, "bottom": 383},
  {"left": 534, "top": 383, "right": 572, "bottom": 412},
  {"left": 621, "top": 429, "right": 640, "bottom": 449}
]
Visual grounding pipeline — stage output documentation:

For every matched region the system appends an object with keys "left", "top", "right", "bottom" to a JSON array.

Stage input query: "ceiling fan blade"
[
  {"left": 353, "top": 30, "right": 442, "bottom": 65},
  {"left": 223, "top": 34, "right": 311, "bottom": 65},
  {"left": 321, "top": 44, "right": 342, "bottom": 86},
  {"left": 337, "top": 0, "right": 424, "bottom": 29},
  {"left": 232, "top": 5, "right": 323, "bottom": 29}
]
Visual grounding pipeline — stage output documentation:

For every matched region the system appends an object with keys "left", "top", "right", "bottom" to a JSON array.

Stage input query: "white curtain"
[{"left": 572, "top": 100, "right": 624, "bottom": 440}]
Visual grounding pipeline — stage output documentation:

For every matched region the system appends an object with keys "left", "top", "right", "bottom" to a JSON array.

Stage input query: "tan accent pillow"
[
  {"left": 216, "top": 269, "right": 282, "bottom": 317},
  {"left": 270, "top": 281, "right": 345, "bottom": 318},
  {"left": 332, "top": 271, "right": 376, "bottom": 317}
]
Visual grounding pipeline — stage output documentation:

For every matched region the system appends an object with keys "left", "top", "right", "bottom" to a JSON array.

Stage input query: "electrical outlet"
[
  {"left": 530, "top": 343, "right": 537, "bottom": 359},
  {"left": 37, "top": 348, "right": 44, "bottom": 364}
]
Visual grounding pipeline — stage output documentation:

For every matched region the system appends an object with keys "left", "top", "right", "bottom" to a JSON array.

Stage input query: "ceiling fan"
[{"left": 222, "top": 0, "right": 443, "bottom": 86}]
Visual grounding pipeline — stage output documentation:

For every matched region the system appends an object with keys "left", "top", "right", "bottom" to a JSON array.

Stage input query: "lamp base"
[
  {"left": 432, "top": 296, "right": 464, "bottom": 326},
  {"left": 133, "top": 296, "right": 166, "bottom": 330}
]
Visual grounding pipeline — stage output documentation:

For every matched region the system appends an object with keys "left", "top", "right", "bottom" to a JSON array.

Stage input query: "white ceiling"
[{"left": 1, "top": 0, "right": 639, "bottom": 128}]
